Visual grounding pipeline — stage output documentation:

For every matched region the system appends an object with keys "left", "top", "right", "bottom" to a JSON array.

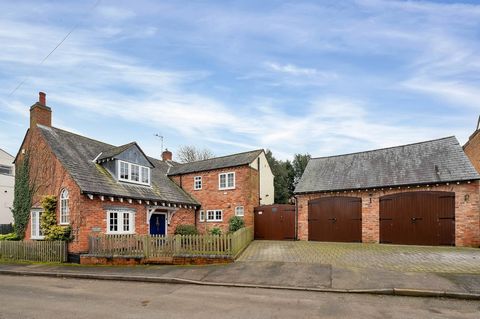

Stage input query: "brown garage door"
[
  {"left": 380, "top": 192, "right": 455, "bottom": 246},
  {"left": 254, "top": 205, "right": 295, "bottom": 240},
  {"left": 308, "top": 197, "right": 362, "bottom": 242}
]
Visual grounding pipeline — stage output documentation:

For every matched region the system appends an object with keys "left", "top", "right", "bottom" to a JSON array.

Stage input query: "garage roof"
[{"left": 295, "top": 136, "right": 480, "bottom": 194}]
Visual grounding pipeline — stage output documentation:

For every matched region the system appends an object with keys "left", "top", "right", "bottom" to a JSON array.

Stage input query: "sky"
[{"left": 1, "top": 0, "right": 480, "bottom": 161}]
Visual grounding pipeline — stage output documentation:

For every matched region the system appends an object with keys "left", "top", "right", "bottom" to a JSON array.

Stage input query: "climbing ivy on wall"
[
  {"left": 11, "top": 153, "right": 33, "bottom": 239},
  {"left": 40, "top": 195, "right": 71, "bottom": 241}
]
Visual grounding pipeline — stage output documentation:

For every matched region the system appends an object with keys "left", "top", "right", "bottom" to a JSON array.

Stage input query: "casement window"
[
  {"left": 194, "top": 176, "right": 202, "bottom": 190},
  {"left": 235, "top": 206, "right": 244, "bottom": 217},
  {"left": 107, "top": 210, "right": 135, "bottom": 234},
  {"left": 118, "top": 160, "right": 150, "bottom": 186},
  {"left": 199, "top": 210, "right": 205, "bottom": 222},
  {"left": 59, "top": 189, "right": 70, "bottom": 225},
  {"left": 219, "top": 172, "right": 235, "bottom": 190},
  {"left": 31, "top": 210, "right": 44, "bottom": 240},
  {"left": 0, "top": 165, "right": 13, "bottom": 176},
  {"left": 141, "top": 167, "right": 150, "bottom": 184},
  {"left": 206, "top": 210, "right": 222, "bottom": 222}
]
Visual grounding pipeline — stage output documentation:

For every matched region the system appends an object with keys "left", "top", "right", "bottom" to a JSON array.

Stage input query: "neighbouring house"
[
  {"left": 0, "top": 149, "right": 15, "bottom": 225},
  {"left": 168, "top": 150, "right": 274, "bottom": 233},
  {"left": 294, "top": 136, "right": 480, "bottom": 247},
  {"left": 463, "top": 121, "right": 480, "bottom": 174},
  {"left": 15, "top": 92, "right": 273, "bottom": 258}
]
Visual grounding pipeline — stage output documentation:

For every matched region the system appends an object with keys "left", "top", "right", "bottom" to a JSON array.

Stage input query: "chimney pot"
[
  {"left": 39, "top": 92, "right": 46, "bottom": 105},
  {"left": 162, "top": 149, "right": 172, "bottom": 161}
]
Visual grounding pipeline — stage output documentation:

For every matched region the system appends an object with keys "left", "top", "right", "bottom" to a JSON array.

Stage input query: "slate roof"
[
  {"left": 167, "top": 149, "right": 264, "bottom": 175},
  {"left": 37, "top": 125, "right": 199, "bottom": 205},
  {"left": 295, "top": 136, "right": 480, "bottom": 194}
]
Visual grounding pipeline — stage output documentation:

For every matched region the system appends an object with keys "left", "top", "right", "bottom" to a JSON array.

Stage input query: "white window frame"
[
  {"left": 194, "top": 176, "right": 202, "bottom": 190},
  {"left": 59, "top": 188, "right": 70, "bottom": 225},
  {"left": 31, "top": 210, "right": 44, "bottom": 240},
  {"left": 117, "top": 160, "right": 150, "bottom": 186},
  {"left": 206, "top": 209, "right": 223, "bottom": 222},
  {"left": 199, "top": 210, "right": 205, "bottom": 222},
  {"left": 235, "top": 206, "right": 244, "bottom": 217},
  {"left": 218, "top": 172, "right": 235, "bottom": 190},
  {"left": 106, "top": 210, "right": 135, "bottom": 234}
]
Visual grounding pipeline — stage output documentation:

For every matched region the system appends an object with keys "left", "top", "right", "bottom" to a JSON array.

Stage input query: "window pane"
[
  {"left": 131, "top": 165, "right": 140, "bottom": 181},
  {"left": 215, "top": 210, "right": 222, "bottom": 220},
  {"left": 199, "top": 210, "right": 204, "bottom": 221},
  {"left": 38, "top": 212, "right": 43, "bottom": 236},
  {"left": 31, "top": 212, "right": 37, "bottom": 237},
  {"left": 120, "top": 162, "right": 129, "bottom": 180},
  {"left": 123, "top": 212, "right": 130, "bottom": 231},
  {"left": 0, "top": 165, "right": 12, "bottom": 175},
  {"left": 194, "top": 176, "right": 202, "bottom": 189},
  {"left": 207, "top": 211, "right": 214, "bottom": 220},
  {"left": 235, "top": 206, "right": 244, "bottom": 216},
  {"left": 227, "top": 173, "right": 234, "bottom": 188},
  {"left": 110, "top": 212, "right": 118, "bottom": 231},
  {"left": 141, "top": 167, "right": 149, "bottom": 184},
  {"left": 219, "top": 174, "right": 226, "bottom": 188}
]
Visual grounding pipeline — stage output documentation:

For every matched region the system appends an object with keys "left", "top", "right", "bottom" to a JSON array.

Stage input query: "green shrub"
[
  {"left": 0, "top": 233, "right": 20, "bottom": 241},
  {"left": 174, "top": 224, "right": 198, "bottom": 235},
  {"left": 209, "top": 227, "right": 222, "bottom": 236},
  {"left": 228, "top": 216, "right": 245, "bottom": 233},
  {"left": 40, "top": 195, "right": 72, "bottom": 241}
]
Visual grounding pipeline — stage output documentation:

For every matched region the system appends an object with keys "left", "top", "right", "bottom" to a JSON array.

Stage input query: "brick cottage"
[
  {"left": 294, "top": 136, "right": 480, "bottom": 247},
  {"left": 16, "top": 93, "right": 274, "bottom": 257}
]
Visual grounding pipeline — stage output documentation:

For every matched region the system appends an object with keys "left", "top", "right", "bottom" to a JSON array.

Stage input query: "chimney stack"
[
  {"left": 30, "top": 91, "right": 52, "bottom": 129},
  {"left": 162, "top": 149, "right": 172, "bottom": 161}
]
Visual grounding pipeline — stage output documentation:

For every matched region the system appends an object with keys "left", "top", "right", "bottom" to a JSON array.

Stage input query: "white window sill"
[
  {"left": 59, "top": 222, "right": 70, "bottom": 226},
  {"left": 31, "top": 236, "right": 45, "bottom": 240},
  {"left": 206, "top": 220, "right": 223, "bottom": 223},
  {"left": 106, "top": 231, "right": 135, "bottom": 235},
  {"left": 219, "top": 187, "right": 235, "bottom": 191}
]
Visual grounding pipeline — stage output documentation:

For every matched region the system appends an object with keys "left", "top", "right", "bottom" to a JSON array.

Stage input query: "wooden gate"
[
  {"left": 254, "top": 205, "right": 295, "bottom": 240},
  {"left": 379, "top": 191, "right": 455, "bottom": 246},
  {"left": 308, "top": 197, "right": 362, "bottom": 242}
]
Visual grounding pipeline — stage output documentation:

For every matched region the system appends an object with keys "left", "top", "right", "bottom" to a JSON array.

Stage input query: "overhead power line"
[{"left": 7, "top": 0, "right": 102, "bottom": 97}]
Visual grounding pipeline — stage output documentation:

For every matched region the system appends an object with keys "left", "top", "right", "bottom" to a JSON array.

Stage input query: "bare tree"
[{"left": 177, "top": 145, "right": 214, "bottom": 163}]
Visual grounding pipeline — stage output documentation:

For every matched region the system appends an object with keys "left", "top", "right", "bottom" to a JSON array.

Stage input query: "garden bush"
[
  {"left": 0, "top": 233, "right": 20, "bottom": 241},
  {"left": 209, "top": 227, "right": 222, "bottom": 236},
  {"left": 174, "top": 224, "right": 198, "bottom": 235},
  {"left": 228, "top": 216, "right": 245, "bottom": 233}
]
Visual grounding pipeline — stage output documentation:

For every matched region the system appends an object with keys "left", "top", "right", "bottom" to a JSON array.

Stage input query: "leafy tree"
[
  {"left": 11, "top": 154, "right": 33, "bottom": 239},
  {"left": 292, "top": 153, "right": 311, "bottom": 188},
  {"left": 177, "top": 145, "right": 214, "bottom": 163},
  {"left": 265, "top": 150, "right": 311, "bottom": 204}
]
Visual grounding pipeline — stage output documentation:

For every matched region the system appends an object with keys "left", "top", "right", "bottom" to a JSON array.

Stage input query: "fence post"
[{"left": 174, "top": 235, "right": 181, "bottom": 255}]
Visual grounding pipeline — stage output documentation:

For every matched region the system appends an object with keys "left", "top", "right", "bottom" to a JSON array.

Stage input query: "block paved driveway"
[{"left": 238, "top": 240, "right": 480, "bottom": 274}]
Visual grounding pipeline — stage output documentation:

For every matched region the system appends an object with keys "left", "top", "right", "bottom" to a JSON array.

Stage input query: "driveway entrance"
[{"left": 238, "top": 240, "right": 480, "bottom": 273}]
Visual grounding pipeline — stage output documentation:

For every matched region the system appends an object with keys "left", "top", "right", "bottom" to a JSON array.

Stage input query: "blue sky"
[{"left": 1, "top": 0, "right": 480, "bottom": 160}]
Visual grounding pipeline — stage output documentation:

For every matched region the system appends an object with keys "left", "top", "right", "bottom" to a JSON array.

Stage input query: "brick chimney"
[
  {"left": 30, "top": 91, "right": 52, "bottom": 129},
  {"left": 162, "top": 149, "right": 172, "bottom": 161}
]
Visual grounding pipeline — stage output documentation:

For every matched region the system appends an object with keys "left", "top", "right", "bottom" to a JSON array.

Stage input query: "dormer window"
[{"left": 118, "top": 160, "right": 150, "bottom": 186}]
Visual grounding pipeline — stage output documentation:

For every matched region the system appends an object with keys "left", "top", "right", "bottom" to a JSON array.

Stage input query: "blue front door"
[{"left": 150, "top": 214, "right": 166, "bottom": 235}]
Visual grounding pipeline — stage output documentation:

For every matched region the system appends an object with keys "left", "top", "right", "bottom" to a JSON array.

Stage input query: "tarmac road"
[{"left": 0, "top": 275, "right": 479, "bottom": 319}]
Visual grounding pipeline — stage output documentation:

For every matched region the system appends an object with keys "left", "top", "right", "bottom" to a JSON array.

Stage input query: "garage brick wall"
[{"left": 296, "top": 182, "right": 480, "bottom": 247}]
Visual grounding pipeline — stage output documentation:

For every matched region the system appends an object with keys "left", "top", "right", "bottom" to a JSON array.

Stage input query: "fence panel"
[
  {"left": 88, "top": 227, "right": 254, "bottom": 259},
  {"left": 0, "top": 240, "right": 67, "bottom": 262}
]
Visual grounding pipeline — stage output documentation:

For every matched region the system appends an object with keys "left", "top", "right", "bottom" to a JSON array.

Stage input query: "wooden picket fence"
[
  {"left": 0, "top": 240, "right": 67, "bottom": 262},
  {"left": 88, "top": 226, "right": 254, "bottom": 259}
]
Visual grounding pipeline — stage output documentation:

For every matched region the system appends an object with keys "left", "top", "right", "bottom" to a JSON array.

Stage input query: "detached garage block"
[{"left": 295, "top": 136, "right": 480, "bottom": 247}]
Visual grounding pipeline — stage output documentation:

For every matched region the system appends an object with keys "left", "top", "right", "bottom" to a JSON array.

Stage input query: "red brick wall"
[
  {"left": 19, "top": 126, "right": 195, "bottom": 254},
  {"left": 72, "top": 196, "right": 194, "bottom": 253},
  {"left": 464, "top": 130, "right": 480, "bottom": 173},
  {"left": 171, "top": 165, "right": 259, "bottom": 234},
  {"left": 20, "top": 127, "right": 82, "bottom": 245},
  {"left": 296, "top": 182, "right": 480, "bottom": 247}
]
